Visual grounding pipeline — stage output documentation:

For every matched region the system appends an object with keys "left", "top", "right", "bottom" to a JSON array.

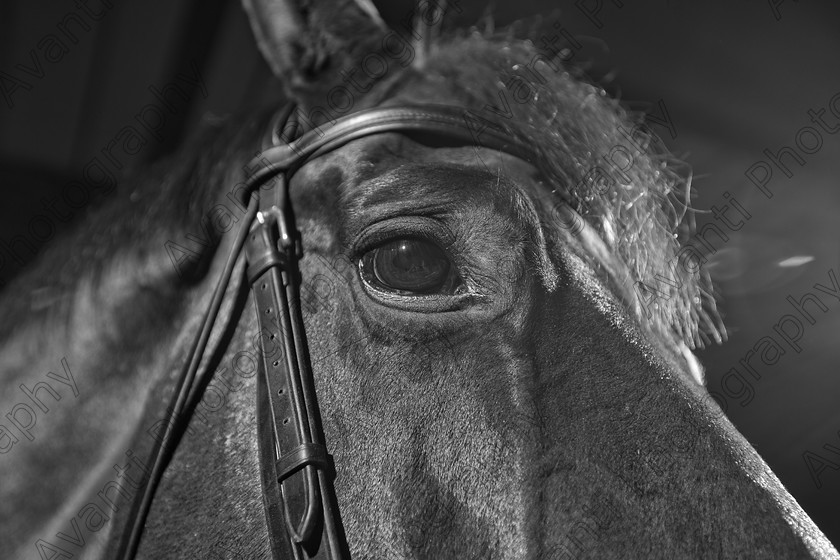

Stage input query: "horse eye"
[{"left": 359, "top": 238, "right": 462, "bottom": 295}]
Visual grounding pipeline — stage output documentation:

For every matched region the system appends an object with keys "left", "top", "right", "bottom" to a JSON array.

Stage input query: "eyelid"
[{"left": 352, "top": 216, "right": 457, "bottom": 259}]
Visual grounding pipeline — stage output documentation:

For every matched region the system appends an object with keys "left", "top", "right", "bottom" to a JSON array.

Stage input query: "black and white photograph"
[{"left": 1, "top": 1, "right": 838, "bottom": 558}]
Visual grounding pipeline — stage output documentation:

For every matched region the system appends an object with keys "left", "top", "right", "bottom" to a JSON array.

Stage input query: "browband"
[{"left": 241, "top": 104, "right": 571, "bottom": 204}]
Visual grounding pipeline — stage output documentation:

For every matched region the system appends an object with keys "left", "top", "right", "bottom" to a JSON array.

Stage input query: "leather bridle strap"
[
  {"left": 247, "top": 174, "right": 348, "bottom": 559},
  {"left": 243, "top": 103, "right": 571, "bottom": 204}
]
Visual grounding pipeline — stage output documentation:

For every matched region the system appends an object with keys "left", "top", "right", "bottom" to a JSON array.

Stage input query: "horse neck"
[{"left": 0, "top": 120, "right": 259, "bottom": 557}]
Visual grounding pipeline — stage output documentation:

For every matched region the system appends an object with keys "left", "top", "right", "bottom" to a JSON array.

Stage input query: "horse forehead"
[
  {"left": 291, "top": 133, "right": 560, "bottom": 288},
  {"left": 293, "top": 132, "right": 541, "bottom": 202}
]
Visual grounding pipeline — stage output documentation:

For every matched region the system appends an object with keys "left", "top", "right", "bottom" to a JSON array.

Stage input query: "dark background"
[{"left": 1, "top": 0, "right": 838, "bottom": 547}]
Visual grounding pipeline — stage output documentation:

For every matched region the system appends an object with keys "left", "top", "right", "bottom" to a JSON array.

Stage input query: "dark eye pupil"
[{"left": 362, "top": 239, "right": 452, "bottom": 294}]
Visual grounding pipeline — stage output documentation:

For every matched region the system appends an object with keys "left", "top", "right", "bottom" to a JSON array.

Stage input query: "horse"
[{"left": 1, "top": 0, "right": 838, "bottom": 558}]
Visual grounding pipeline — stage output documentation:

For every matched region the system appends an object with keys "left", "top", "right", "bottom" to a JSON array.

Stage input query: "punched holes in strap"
[{"left": 276, "top": 443, "right": 335, "bottom": 483}]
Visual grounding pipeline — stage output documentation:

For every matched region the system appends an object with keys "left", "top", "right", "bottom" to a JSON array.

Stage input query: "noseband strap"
[{"left": 117, "top": 102, "right": 562, "bottom": 559}]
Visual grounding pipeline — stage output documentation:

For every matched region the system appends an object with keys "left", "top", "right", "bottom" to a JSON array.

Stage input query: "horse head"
[{"left": 1, "top": 1, "right": 837, "bottom": 559}]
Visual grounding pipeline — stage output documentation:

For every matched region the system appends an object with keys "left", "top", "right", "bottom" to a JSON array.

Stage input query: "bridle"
[
  {"left": 116, "top": 102, "right": 570, "bottom": 559},
  {"left": 115, "top": 102, "right": 560, "bottom": 559}
]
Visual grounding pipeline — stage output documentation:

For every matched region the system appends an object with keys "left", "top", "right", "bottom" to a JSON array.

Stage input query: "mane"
[{"left": 367, "top": 31, "right": 725, "bottom": 350}]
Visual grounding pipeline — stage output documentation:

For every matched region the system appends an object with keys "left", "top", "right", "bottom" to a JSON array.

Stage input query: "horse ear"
[{"left": 241, "top": 0, "right": 389, "bottom": 101}]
